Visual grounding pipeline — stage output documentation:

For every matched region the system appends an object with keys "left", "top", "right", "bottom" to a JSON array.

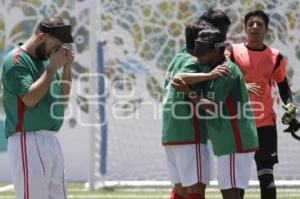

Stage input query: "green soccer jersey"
[
  {"left": 2, "top": 46, "right": 64, "bottom": 138},
  {"left": 202, "top": 58, "right": 259, "bottom": 155},
  {"left": 162, "top": 53, "right": 207, "bottom": 145}
]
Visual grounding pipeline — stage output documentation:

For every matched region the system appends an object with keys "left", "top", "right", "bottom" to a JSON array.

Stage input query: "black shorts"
[{"left": 254, "top": 125, "right": 278, "bottom": 167}]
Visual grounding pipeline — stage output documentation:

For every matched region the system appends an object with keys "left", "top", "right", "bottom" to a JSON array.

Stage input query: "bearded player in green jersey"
[
  {"left": 171, "top": 26, "right": 259, "bottom": 199},
  {"left": 2, "top": 17, "right": 74, "bottom": 199}
]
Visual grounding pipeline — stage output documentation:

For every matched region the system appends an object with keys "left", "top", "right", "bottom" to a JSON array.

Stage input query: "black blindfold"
[
  {"left": 39, "top": 24, "right": 73, "bottom": 43},
  {"left": 193, "top": 40, "right": 225, "bottom": 56}
]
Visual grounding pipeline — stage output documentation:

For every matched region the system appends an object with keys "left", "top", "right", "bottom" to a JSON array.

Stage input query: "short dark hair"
[
  {"left": 197, "top": 27, "right": 226, "bottom": 54},
  {"left": 244, "top": 10, "right": 269, "bottom": 29},
  {"left": 185, "top": 23, "right": 210, "bottom": 52},
  {"left": 36, "top": 17, "right": 65, "bottom": 34},
  {"left": 198, "top": 8, "right": 231, "bottom": 34}
]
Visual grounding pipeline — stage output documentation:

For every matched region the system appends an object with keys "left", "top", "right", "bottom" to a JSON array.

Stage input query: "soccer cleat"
[
  {"left": 170, "top": 188, "right": 185, "bottom": 199},
  {"left": 186, "top": 193, "right": 205, "bottom": 199}
]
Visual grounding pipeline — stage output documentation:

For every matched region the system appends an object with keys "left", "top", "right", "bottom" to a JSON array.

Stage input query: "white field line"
[
  {"left": 0, "top": 185, "right": 87, "bottom": 193},
  {"left": 2, "top": 185, "right": 300, "bottom": 194},
  {"left": 89, "top": 180, "right": 300, "bottom": 188},
  {"left": 2, "top": 194, "right": 300, "bottom": 199},
  {"left": 67, "top": 188, "right": 300, "bottom": 193},
  {"left": 1, "top": 193, "right": 300, "bottom": 199},
  {"left": 0, "top": 184, "right": 14, "bottom": 192}
]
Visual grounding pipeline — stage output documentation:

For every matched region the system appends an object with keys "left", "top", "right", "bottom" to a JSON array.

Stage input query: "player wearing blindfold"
[
  {"left": 163, "top": 9, "right": 233, "bottom": 199},
  {"left": 171, "top": 26, "right": 259, "bottom": 199},
  {"left": 2, "top": 17, "right": 74, "bottom": 199}
]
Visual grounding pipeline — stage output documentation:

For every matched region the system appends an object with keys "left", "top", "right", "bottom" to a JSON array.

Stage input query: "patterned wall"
[{"left": 100, "top": 0, "right": 300, "bottom": 106}]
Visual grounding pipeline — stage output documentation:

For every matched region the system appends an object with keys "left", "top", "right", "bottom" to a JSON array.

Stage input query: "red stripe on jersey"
[
  {"left": 14, "top": 47, "right": 28, "bottom": 199},
  {"left": 240, "top": 147, "right": 259, "bottom": 153},
  {"left": 192, "top": 104, "right": 201, "bottom": 143},
  {"left": 162, "top": 104, "right": 203, "bottom": 146},
  {"left": 16, "top": 97, "right": 25, "bottom": 132},
  {"left": 14, "top": 48, "right": 26, "bottom": 133},
  {"left": 13, "top": 48, "right": 22, "bottom": 65},
  {"left": 226, "top": 97, "right": 243, "bottom": 152},
  {"left": 162, "top": 141, "right": 200, "bottom": 145}
]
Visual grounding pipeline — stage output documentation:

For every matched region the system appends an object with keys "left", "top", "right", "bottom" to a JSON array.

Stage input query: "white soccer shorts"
[
  {"left": 217, "top": 152, "right": 254, "bottom": 190},
  {"left": 164, "top": 143, "right": 211, "bottom": 187},
  {"left": 7, "top": 131, "right": 67, "bottom": 199}
]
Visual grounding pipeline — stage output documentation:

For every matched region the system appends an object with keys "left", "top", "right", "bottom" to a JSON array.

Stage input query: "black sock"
[
  {"left": 258, "top": 171, "right": 276, "bottom": 199},
  {"left": 239, "top": 189, "right": 245, "bottom": 199}
]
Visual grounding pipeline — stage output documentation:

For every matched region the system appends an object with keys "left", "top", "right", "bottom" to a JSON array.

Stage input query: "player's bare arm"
[
  {"left": 227, "top": 45, "right": 262, "bottom": 97},
  {"left": 174, "top": 64, "right": 230, "bottom": 85},
  {"left": 171, "top": 76, "right": 217, "bottom": 112},
  {"left": 22, "top": 48, "right": 67, "bottom": 107},
  {"left": 60, "top": 48, "right": 74, "bottom": 103},
  {"left": 246, "top": 82, "right": 261, "bottom": 96}
]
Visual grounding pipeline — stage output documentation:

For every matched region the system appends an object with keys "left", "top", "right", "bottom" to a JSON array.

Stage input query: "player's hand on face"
[
  {"left": 63, "top": 48, "right": 75, "bottom": 67},
  {"left": 171, "top": 76, "right": 189, "bottom": 93},
  {"left": 209, "top": 64, "right": 231, "bottom": 79},
  {"left": 246, "top": 82, "right": 261, "bottom": 96},
  {"left": 49, "top": 48, "right": 68, "bottom": 71}
]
